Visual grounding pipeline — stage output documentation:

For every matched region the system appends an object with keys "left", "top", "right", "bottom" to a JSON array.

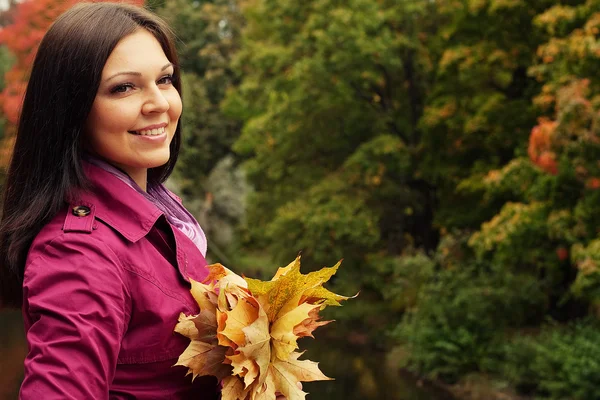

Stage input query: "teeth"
[{"left": 135, "top": 127, "right": 165, "bottom": 136}]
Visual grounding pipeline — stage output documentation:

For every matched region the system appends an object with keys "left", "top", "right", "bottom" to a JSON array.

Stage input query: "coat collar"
[{"left": 73, "top": 162, "right": 164, "bottom": 242}]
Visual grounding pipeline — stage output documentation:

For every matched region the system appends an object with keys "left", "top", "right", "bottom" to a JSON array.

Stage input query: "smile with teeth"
[{"left": 129, "top": 126, "right": 166, "bottom": 136}]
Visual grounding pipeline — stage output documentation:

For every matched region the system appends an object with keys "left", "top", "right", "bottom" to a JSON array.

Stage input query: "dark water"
[
  {"left": 0, "top": 310, "right": 451, "bottom": 400},
  {"left": 300, "top": 328, "right": 453, "bottom": 400}
]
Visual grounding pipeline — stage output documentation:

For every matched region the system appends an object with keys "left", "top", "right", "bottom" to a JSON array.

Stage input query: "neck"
[
  {"left": 84, "top": 153, "right": 148, "bottom": 191},
  {"left": 125, "top": 168, "right": 148, "bottom": 191}
]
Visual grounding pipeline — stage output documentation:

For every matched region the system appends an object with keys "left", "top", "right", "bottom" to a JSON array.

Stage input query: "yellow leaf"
[
  {"left": 221, "top": 376, "right": 246, "bottom": 400},
  {"left": 219, "top": 293, "right": 261, "bottom": 348},
  {"left": 271, "top": 255, "right": 300, "bottom": 281},
  {"left": 216, "top": 310, "right": 235, "bottom": 348},
  {"left": 228, "top": 352, "right": 260, "bottom": 388},
  {"left": 263, "top": 352, "right": 331, "bottom": 400},
  {"left": 253, "top": 372, "right": 277, "bottom": 400},
  {"left": 174, "top": 311, "right": 219, "bottom": 344},
  {"left": 301, "top": 286, "right": 352, "bottom": 307},
  {"left": 270, "top": 303, "right": 320, "bottom": 360},
  {"left": 245, "top": 258, "right": 348, "bottom": 322},
  {"left": 237, "top": 304, "right": 270, "bottom": 387},
  {"left": 174, "top": 312, "right": 201, "bottom": 340},
  {"left": 190, "top": 278, "right": 218, "bottom": 314}
]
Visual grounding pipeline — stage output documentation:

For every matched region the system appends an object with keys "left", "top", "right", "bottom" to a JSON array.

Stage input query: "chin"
[{"left": 145, "top": 150, "right": 171, "bottom": 168}]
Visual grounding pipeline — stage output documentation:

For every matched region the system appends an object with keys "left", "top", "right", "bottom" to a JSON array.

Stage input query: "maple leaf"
[
  {"left": 221, "top": 376, "right": 255, "bottom": 400},
  {"left": 204, "top": 263, "right": 248, "bottom": 289},
  {"left": 228, "top": 352, "right": 260, "bottom": 388},
  {"left": 174, "top": 340, "right": 232, "bottom": 381},
  {"left": 293, "top": 307, "right": 333, "bottom": 339},
  {"left": 235, "top": 304, "right": 270, "bottom": 387},
  {"left": 218, "top": 293, "right": 260, "bottom": 348},
  {"left": 190, "top": 279, "right": 218, "bottom": 314},
  {"left": 221, "top": 376, "right": 245, "bottom": 399},
  {"left": 270, "top": 302, "right": 320, "bottom": 360},
  {"left": 245, "top": 258, "right": 352, "bottom": 322},
  {"left": 175, "top": 256, "right": 352, "bottom": 400},
  {"left": 175, "top": 312, "right": 218, "bottom": 344},
  {"left": 262, "top": 352, "right": 332, "bottom": 400}
]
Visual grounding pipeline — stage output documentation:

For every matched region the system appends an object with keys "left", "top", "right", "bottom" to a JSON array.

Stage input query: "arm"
[{"left": 20, "top": 235, "right": 131, "bottom": 400}]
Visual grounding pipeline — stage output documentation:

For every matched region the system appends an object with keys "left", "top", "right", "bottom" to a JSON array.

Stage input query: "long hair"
[{"left": 0, "top": 2, "right": 182, "bottom": 308}]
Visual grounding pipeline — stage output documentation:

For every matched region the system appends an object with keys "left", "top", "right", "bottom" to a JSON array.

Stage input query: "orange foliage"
[
  {"left": 528, "top": 118, "right": 558, "bottom": 175},
  {"left": 586, "top": 177, "right": 600, "bottom": 190}
]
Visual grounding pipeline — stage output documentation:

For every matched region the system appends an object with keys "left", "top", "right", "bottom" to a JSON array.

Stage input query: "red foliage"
[
  {"left": 586, "top": 177, "right": 600, "bottom": 190},
  {"left": 556, "top": 247, "right": 569, "bottom": 261},
  {"left": 528, "top": 118, "right": 558, "bottom": 175}
]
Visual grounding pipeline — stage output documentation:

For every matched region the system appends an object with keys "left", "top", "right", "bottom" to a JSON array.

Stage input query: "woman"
[{"left": 0, "top": 3, "right": 220, "bottom": 398}]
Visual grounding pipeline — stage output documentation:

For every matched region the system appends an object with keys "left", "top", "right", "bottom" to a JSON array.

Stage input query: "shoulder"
[{"left": 26, "top": 206, "right": 126, "bottom": 275}]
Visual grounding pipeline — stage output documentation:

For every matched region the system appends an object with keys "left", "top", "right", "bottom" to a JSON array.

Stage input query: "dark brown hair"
[{"left": 0, "top": 2, "right": 182, "bottom": 308}]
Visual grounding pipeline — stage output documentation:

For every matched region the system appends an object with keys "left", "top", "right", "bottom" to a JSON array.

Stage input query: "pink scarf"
[{"left": 87, "top": 157, "right": 208, "bottom": 257}]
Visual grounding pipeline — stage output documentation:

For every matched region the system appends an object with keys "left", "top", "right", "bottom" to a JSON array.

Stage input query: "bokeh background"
[{"left": 1, "top": 0, "right": 600, "bottom": 399}]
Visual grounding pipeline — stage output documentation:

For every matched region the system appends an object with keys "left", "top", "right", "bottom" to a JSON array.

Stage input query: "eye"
[
  {"left": 158, "top": 74, "right": 174, "bottom": 85},
  {"left": 110, "top": 83, "right": 134, "bottom": 94}
]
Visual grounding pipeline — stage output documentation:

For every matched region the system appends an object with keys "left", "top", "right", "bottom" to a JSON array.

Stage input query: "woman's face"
[{"left": 85, "top": 29, "right": 182, "bottom": 189}]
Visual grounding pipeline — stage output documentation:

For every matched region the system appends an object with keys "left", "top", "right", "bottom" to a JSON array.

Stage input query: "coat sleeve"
[{"left": 19, "top": 235, "right": 131, "bottom": 400}]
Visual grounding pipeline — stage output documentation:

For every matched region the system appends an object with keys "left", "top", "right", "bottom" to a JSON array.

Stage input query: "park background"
[{"left": 1, "top": 0, "right": 600, "bottom": 399}]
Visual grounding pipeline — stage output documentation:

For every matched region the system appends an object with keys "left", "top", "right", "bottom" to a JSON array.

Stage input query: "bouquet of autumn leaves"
[{"left": 173, "top": 256, "right": 352, "bottom": 399}]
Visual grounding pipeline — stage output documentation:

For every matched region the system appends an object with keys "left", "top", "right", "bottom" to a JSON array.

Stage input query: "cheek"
[
  {"left": 168, "top": 90, "right": 183, "bottom": 121},
  {"left": 88, "top": 100, "right": 137, "bottom": 134}
]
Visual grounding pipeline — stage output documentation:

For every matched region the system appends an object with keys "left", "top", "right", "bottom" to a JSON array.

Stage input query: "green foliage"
[
  {"left": 224, "top": 0, "right": 441, "bottom": 333},
  {"left": 265, "top": 174, "right": 380, "bottom": 265},
  {"left": 363, "top": 251, "right": 436, "bottom": 314},
  {"left": 468, "top": 202, "right": 557, "bottom": 273},
  {"left": 150, "top": 0, "right": 600, "bottom": 394},
  {"left": 395, "top": 263, "right": 546, "bottom": 383},
  {"left": 157, "top": 0, "right": 243, "bottom": 200},
  {"left": 155, "top": 0, "right": 247, "bottom": 256},
  {"left": 420, "top": 0, "right": 551, "bottom": 230},
  {"left": 571, "top": 239, "right": 600, "bottom": 308},
  {"left": 501, "top": 320, "right": 600, "bottom": 399}
]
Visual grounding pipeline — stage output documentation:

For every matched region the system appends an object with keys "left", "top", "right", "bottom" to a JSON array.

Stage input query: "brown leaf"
[
  {"left": 293, "top": 307, "right": 332, "bottom": 339},
  {"left": 174, "top": 341, "right": 232, "bottom": 381}
]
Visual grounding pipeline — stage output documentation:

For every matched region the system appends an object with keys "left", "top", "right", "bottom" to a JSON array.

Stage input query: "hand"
[{"left": 275, "top": 382, "right": 303, "bottom": 399}]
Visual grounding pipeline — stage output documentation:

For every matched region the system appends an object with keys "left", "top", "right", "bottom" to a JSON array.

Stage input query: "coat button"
[{"left": 72, "top": 205, "right": 91, "bottom": 217}]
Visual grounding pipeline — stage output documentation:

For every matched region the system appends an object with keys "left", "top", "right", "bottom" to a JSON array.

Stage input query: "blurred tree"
[
  {"left": 158, "top": 0, "right": 243, "bottom": 198},
  {"left": 227, "top": 0, "right": 433, "bottom": 254},
  {"left": 155, "top": 0, "right": 246, "bottom": 259},
  {"left": 464, "top": 0, "right": 600, "bottom": 318},
  {"left": 222, "top": 0, "right": 442, "bottom": 328},
  {"left": 420, "top": 0, "right": 555, "bottom": 230}
]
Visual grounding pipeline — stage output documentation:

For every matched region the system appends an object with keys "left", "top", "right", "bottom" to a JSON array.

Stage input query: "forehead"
[{"left": 102, "top": 29, "right": 170, "bottom": 76}]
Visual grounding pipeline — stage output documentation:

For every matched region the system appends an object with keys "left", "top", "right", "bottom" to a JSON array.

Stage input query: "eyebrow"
[{"left": 104, "top": 63, "right": 174, "bottom": 82}]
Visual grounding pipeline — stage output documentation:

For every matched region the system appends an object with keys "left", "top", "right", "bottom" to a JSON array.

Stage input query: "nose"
[{"left": 142, "top": 85, "right": 170, "bottom": 115}]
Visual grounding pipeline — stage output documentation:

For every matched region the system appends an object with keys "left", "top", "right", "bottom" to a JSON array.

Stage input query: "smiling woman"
[
  {"left": 0, "top": 3, "right": 220, "bottom": 399},
  {"left": 86, "top": 29, "right": 183, "bottom": 190}
]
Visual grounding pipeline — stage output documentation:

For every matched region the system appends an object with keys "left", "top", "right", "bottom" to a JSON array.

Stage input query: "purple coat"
[{"left": 19, "top": 163, "right": 220, "bottom": 399}]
